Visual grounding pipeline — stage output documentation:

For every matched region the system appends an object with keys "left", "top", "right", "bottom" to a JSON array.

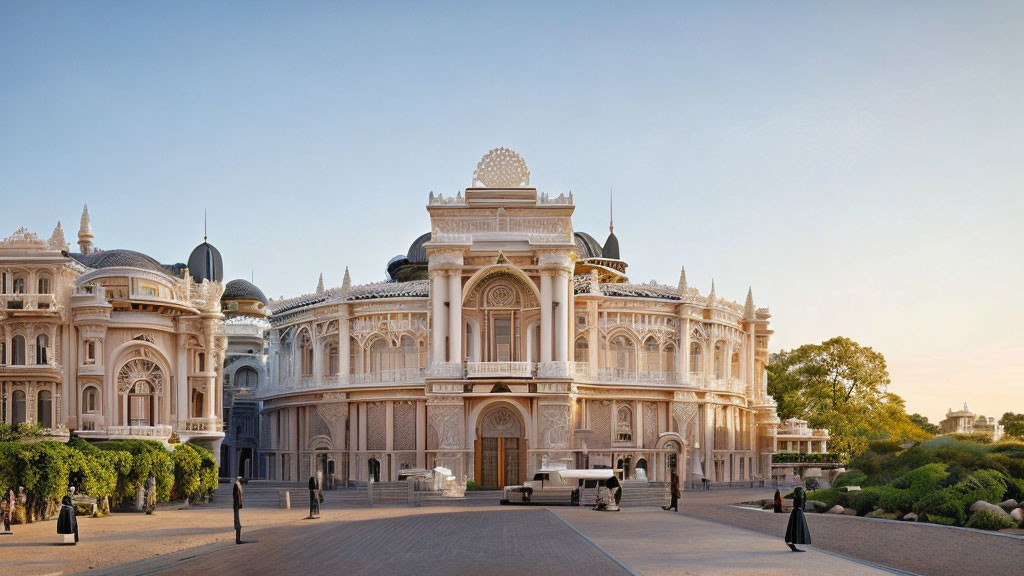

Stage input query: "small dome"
[
  {"left": 70, "top": 249, "right": 174, "bottom": 276},
  {"left": 222, "top": 279, "right": 268, "bottom": 304},
  {"left": 386, "top": 255, "right": 408, "bottom": 281},
  {"left": 406, "top": 232, "right": 431, "bottom": 263},
  {"left": 187, "top": 242, "right": 223, "bottom": 283},
  {"left": 603, "top": 232, "right": 620, "bottom": 260},
  {"left": 574, "top": 232, "right": 604, "bottom": 259}
]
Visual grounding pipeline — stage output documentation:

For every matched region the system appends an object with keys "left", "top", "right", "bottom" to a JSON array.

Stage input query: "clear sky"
[{"left": 1, "top": 1, "right": 1021, "bottom": 425}]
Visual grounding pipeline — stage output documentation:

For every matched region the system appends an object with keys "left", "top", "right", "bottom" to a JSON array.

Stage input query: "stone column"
[
  {"left": 448, "top": 271, "right": 462, "bottom": 363},
  {"left": 747, "top": 326, "right": 757, "bottom": 397},
  {"left": 430, "top": 271, "right": 448, "bottom": 365},
  {"left": 540, "top": 272, "right": 552, "bottom": 363},
  {"left": 587, "top": 302, "right": 599, "bottom": 378},
  {"left": 416, "top": 401, "right": 426, "bottom": 469},
  {"left": 339, "top": 308, "right": 351, "bottom": 381},
  {"left": 175, "top": 332, "right": 188, "bottom": 424},
  {"left": 553, "top": 271, "right": 569, "bottom": 362},
  {"left": 204, "top": 325, "right": 216, "bottom": 420}
]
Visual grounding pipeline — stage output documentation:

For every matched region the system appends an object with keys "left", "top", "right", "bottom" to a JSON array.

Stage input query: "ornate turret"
[
  {"left": 341, "top": 266, "right": 351, "bottom": 293},
  {"left": 708, "top": 279, "right": 717, "bottom": 305},
  {"left": 744, "top": 287, "right": 755, "bottom": 320},
  {"left": 49, "top": 221, "right": 68, "bottom": 250},
  {"left": 602, "top": 190, "right": 620, "bottom": 260},
  {"left": 678, "top": 266, "right": 687, "bottom": 293},
  {"left": 78, "top": 204, "right": 94, "bottom": 254},
  {"left": 316, "top": 273, "right": 325, "bottom": 295}
]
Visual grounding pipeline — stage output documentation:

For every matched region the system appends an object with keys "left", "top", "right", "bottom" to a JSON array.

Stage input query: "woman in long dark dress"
[
  {"left": 57, "top": 495, "right": 79, "bottom": 544},
  {"left": 773, "top": 489, "right": 783, "bottom": 513},
  {"left": 784, "top": 487, "right": 811, "bottom": 552}
]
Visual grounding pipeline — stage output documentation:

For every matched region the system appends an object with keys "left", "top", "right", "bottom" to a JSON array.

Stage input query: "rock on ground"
[
  {"left": 1010, "top": 508, "right": 1023, "bottom": 523},
  {"left": 827, "top": 505, "right": 845, "bottom": 514},
  {"left": 997, "top": 499, "right": 1018, "bottom": 512},
  {"left": 970, "top": 501, "right": 1012, "bottom": 519},
  {"left": 903, "top": 513, "right": 918, "bottom": 522},
  {"left": 807, "top": 500, "right": 829, "bottom": 513}
]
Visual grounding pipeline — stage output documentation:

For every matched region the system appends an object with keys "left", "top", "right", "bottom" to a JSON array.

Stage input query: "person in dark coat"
[
  {"left": 232, "top": 476, "right": 244, "bottom": 544},
  {"left": 663, "top": 472, "right": 680, "bottom": 511},
  {"left": 773, "top": 489, "right": 783, "bottom": 513},
  {"left": 784, "top": 487, "right": 811, "bottom": 552},
  {"left": 606, "top": 475, "right": 622, "bottom": 506},
  {"left": 1, "top": 488, "right": 14, "bottom": 533},
  {"left": 57, "top": 494, "right": 79, "bottom": 544},
  {"left": 308, "top": 476, "right": 320, "bottom": 518}
]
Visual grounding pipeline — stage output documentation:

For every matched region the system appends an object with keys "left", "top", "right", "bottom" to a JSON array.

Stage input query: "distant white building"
[
  {"left": 940, "top": 403, "right": 1004, "bottom": 441},
  {"left": 774, "top": 418, "right": 829, "bottom": 454}
]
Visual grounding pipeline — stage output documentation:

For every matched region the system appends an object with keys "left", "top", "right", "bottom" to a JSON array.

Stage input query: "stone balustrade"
[
  {"left": 0, "top": 293, "right": 59, "bottom": 311},
  {"left": 106, "top": 424, "right": 173, "bottom": 439},
  {"left": 465, "top": 361, "right": 533, "bottom": 378}
]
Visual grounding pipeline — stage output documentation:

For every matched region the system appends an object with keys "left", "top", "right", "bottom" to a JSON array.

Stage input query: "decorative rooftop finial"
[
  {"left": 472, "top": 147, "right": 530, "bottom": 188},
  {"left": 609, "top": 188, "right": 614, "bottom": 233},
  {"left": 78, "top": 203, "right": 94, "bottom": 254},
  {"left": 49, "top": 221, "right": 68, "bottom": 251},
  {"left": 341, "top": 266, "right": 351, "bottom": 293},
  {"left": 316, "top": 273, "right": 325, "bottom": 295},
  {"left": 678, "top": 265, "right": 687, "bottom": 293},
  {"left": 708, "top": 279, "right": 716, "bottom": 305},
  {"left": 203, "top": 210, "right": 208, "bottom": 242},
  {"left": 744, "top": 287, "right": 755, "bottom": 319}
]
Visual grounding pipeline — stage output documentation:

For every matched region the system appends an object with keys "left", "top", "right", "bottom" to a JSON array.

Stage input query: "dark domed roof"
[
  {"left": 187, "top": 242, "right": 223, "bottom": 284},
  {"left": 386, "top": 255, "right": 408, "bottom": 281},
  {"left": 406, "top": 232, "right": 431, "bottom": 263},
  {"left": 574, "top": 232, "right": 604, "bottom": 259},
  {"left": 222, "top": 279, "right": 268, "bottom": 304},
  {"left": 603, "top": 231, "right": 620, "bottom": 260},
  {"left": 70, "top": 249, "right": 177, "bottom": 277}
]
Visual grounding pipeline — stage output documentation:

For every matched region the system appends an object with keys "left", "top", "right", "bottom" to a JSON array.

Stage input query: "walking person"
[
  {"left": 57, "top": 491, "right": 79, "bottom": 544},
  {"left": 784, "top": 487, "right": 811, "bottom": 552},
  {"left": 232, "top": 476, "right": 244, "bottom": 544},
  {"left": 773, "top": 489, "right": 783, "bottom": 513},
  {"left": 308, "top": 476, "right": 320, "bottom": 519},
  {"left": 662, "top": 472, "right": 680, "bottom": 512},
  {"left": 145, "top": 474, "right": 157, "bottom": 515}
]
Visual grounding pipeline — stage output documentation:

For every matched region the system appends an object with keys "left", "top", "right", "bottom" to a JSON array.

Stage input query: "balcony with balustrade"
[
  {"left": 0, "top": 362, "right": 63, "bottom": 380},
  {"left": 0, "top": 293, "right": 60, "bottom": 314},
  {"left": 465, "top": 361, "right": 534, "bottom": 378}
]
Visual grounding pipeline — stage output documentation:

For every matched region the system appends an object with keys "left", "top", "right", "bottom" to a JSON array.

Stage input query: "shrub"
[
  {"left": 867, "top": 440, "right": 903, "bottom": 455},
  {"left": 466, "top": 480, "right": 480, "bottom": 491},
  {"left": 965, "top": 509, "right": 1015, "bottom": 530},
  {"left": 98, "top": 440, "right": 174, "bottom": 503},
  {"left": 806, "top": 488, "right": 844, "bottom": 509},
  {"left": 893, "top": 463, "right": 948, "bottom": 496},
  {"left": 915, "top": 489, "right": 967, "bottom": 525},
  {"left": 850, "top": 487, "right": 885, "bottom": 515},
  {"left": 924, "top": 514, "right": 955, "bottom": 526},
  {"left": 833, "top": 470, "right": 868, "bottom": 488},
  {"left": 948, "top": 433, "right": 993, "bottom": 445},
  {"left": 172, "top": 443, "right": 203, "bottom": 499}
]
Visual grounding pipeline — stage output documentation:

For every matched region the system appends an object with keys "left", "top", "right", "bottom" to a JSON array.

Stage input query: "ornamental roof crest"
[{"left": 472, "top": 147, "right": 530, "bottom": 188}]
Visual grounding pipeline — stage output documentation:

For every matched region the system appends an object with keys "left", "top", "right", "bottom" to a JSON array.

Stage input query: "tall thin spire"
[
  {"left": 341, "top": 266, "right": 351, "bottom": 293},
  {"left": 78, "top": 203, "right": 94, "bottom": 254},
  {"left": 316, "top": 272, "right": 325, "bottom": 295},
  {"left": 203, "top": 210, "right": 208, "bottom": 242},
  {"left": 708, "top": 279, "right": 716, "bottom": 305},
  {"left": 609, "top": 188, "right": 614, "bottom": 233},
  {"left": 744, "top": 287, "right": 755, "bottom": 319},
  {"left": 678, "top": 265, "right": 687, "bottom": 293}
]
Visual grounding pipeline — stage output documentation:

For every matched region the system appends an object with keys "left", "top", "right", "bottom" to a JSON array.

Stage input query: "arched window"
[
  {"left": 128, "top": 381, "right": 155, "bottom": 426},
  {"left": 398, "top": 336, "right": 417, "bottom": 371},
  {"left": 349, "top": 337, "right": 358, "bottom": 374},
  {"left": 689, "top": 341, "right": 702, "bottom": 375},
  {"left": 191, "top": 388, "right": 204, "bottom": 418},
  {"left": 85, "top": 340, "right": 97, "bottom": 364},
  {"left": 465, "top": 323, "right": 474, "bottom": 362},
  {"left": 664, "top": 344, "right": 677, "bottom": 373},
  {"left": 641, "top": 337, "right": 659, "bottom": 373},
  {"left": 37, "top": 389, "right": 52, "bottom": 427},
  {"left": 12, "top": 276, "right": 25, "bottom": 294},
  {"left": 197, "top": 352, "right": 206, "bottom": 372},
  {"left": 574, "top": 337, "right": 588, "bottom": 363},
  {"left": 83, "top": 386, "right": 99, "bottom": 413},
  {"left": 299, "top": 331, "right": 313, "bottom": 376},
  {"left": 731, "top": 349, "right": 741, "bottom": 379},
  {"left": 367, "top": 338, "right": 387, "bottom": 373},
  {"left": 714, "top": 341, "right": 725, "bottom": 380},
  {"left": 0, "top": 341, "right": 5, "bottom": 364},
  {"left": 235, "top": 366, "right": 259, "bottom": 389},
  {"left": 36, "top": 334, "right": 49, "bottom": 364},
  {"left": 608, "top": 335, "right": 636, "bottom": 375},
  {"left": 11, "top": 389, "right": 26, "bottom": 425},
  {"left": 37, "top": 276, "right": 50, "bottom": 294},
  {"left": 616, "top": 405, "right": 633, "bottom": 442},
  {"left": 11, "top": 335, "right": 25, "bottom": 365}
]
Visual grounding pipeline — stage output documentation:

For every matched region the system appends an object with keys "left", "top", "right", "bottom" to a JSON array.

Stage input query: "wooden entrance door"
[{"left": 479, "top": 437, "right": 521, "bottom": 489}]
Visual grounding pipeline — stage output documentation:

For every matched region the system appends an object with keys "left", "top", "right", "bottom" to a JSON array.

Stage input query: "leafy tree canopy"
[
  {"left": 999, "top": 412, "right": 1024, "bottom": 440},
  {"left": 768, "top": 337, "right": 930, "bottom": 460}
]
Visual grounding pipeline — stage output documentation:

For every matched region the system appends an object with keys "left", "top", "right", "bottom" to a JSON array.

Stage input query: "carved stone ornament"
[
  {"left": 672, "top": 402, "right": 698, "bottom": 428},
  {"left": 316, "top": 402, "right": 348, "bottom": 426},
  {"left": 429, "top": 404, "right": 464, "bottom": 449},
  {"left": 472, "top": 147, "right": 530, "bottom": 188},
  {"left": 117, "top": 356, "right": 164, "bottom": 394},
  {"left": 541, "top": 404, "right": 570, "bottom": 449}
]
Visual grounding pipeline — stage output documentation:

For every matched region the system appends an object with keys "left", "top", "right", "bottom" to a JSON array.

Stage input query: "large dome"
[
  {"left": 574, "top": 232, "right": 604, "bottom": 260},
  {"left": 187, "top": 242, "right": 224, "bottom": 284},
  {"left": 406, "top": 232, "right": 431, "bottom": 263},
  {"left": 222, "top": 279, "right": 268, "bottom": 304},
  {"left": 70, "top": 249, "right": 175, "bottom": 276}
]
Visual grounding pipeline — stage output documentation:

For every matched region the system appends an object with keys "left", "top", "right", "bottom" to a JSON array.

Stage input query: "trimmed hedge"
[
  {"left": 965, "top": 509, "right": 1016, "bottom": 530},
  {"left": 0, "top": 438, "right": 218, "bottom": 523}
]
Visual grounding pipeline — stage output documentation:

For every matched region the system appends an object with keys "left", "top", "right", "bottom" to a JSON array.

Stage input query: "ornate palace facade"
[
  {"left": 258, "top": 149, "right": 782, "bottom": 489},
  {"left": 0, "top": 207, "right": 228, "bottom": 453}
]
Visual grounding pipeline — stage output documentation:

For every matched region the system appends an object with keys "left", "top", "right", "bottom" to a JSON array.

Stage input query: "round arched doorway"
[{"left": 474, "top": 405, "right": 526, "bottom": 489}]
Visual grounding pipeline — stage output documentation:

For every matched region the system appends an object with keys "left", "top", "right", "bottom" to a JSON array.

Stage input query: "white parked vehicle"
[{"left": 501, "top": 469, "right": 618, "bottom": 505}]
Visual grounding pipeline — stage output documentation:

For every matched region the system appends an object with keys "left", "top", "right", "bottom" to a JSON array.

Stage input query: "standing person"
[
  {"left": 773, "top": 489, "right": 783, "bottom": 513},
  {"left": 145, "top": 474, "right": 157, "bottom": 515},
  {"left": 57, "top": 492, "right": 79, "bottom": 544},
  {"left": 308, "top": 476, "right": 320, "bottom": 519},
  {"left": 1, "top": 488, "right": 14, "bottom": 533},
  {"left": 663, "top": 472, "right": 680, "bottom": 512},
  {"left": 232, "top": 476, "right": 244, "bottom": 544},
  {"left": 784, "top": 487, "right": 811, "bottom": 552}
]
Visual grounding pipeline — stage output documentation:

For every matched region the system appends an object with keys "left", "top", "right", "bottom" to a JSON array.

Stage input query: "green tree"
[
  {"left": 768, "top": 337, "right": 928, "bottom": 460},
  {"left": 999, "top": 412, "right": 1024, "bottom": 440},
  {"left": 909, "top": 413, "right": 940, "bottom": 435}
]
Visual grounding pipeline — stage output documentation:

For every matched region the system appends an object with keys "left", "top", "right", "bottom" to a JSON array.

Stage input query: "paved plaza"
[{"left": 0, "top": 489, "right": 1021, "bottom": 575}]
